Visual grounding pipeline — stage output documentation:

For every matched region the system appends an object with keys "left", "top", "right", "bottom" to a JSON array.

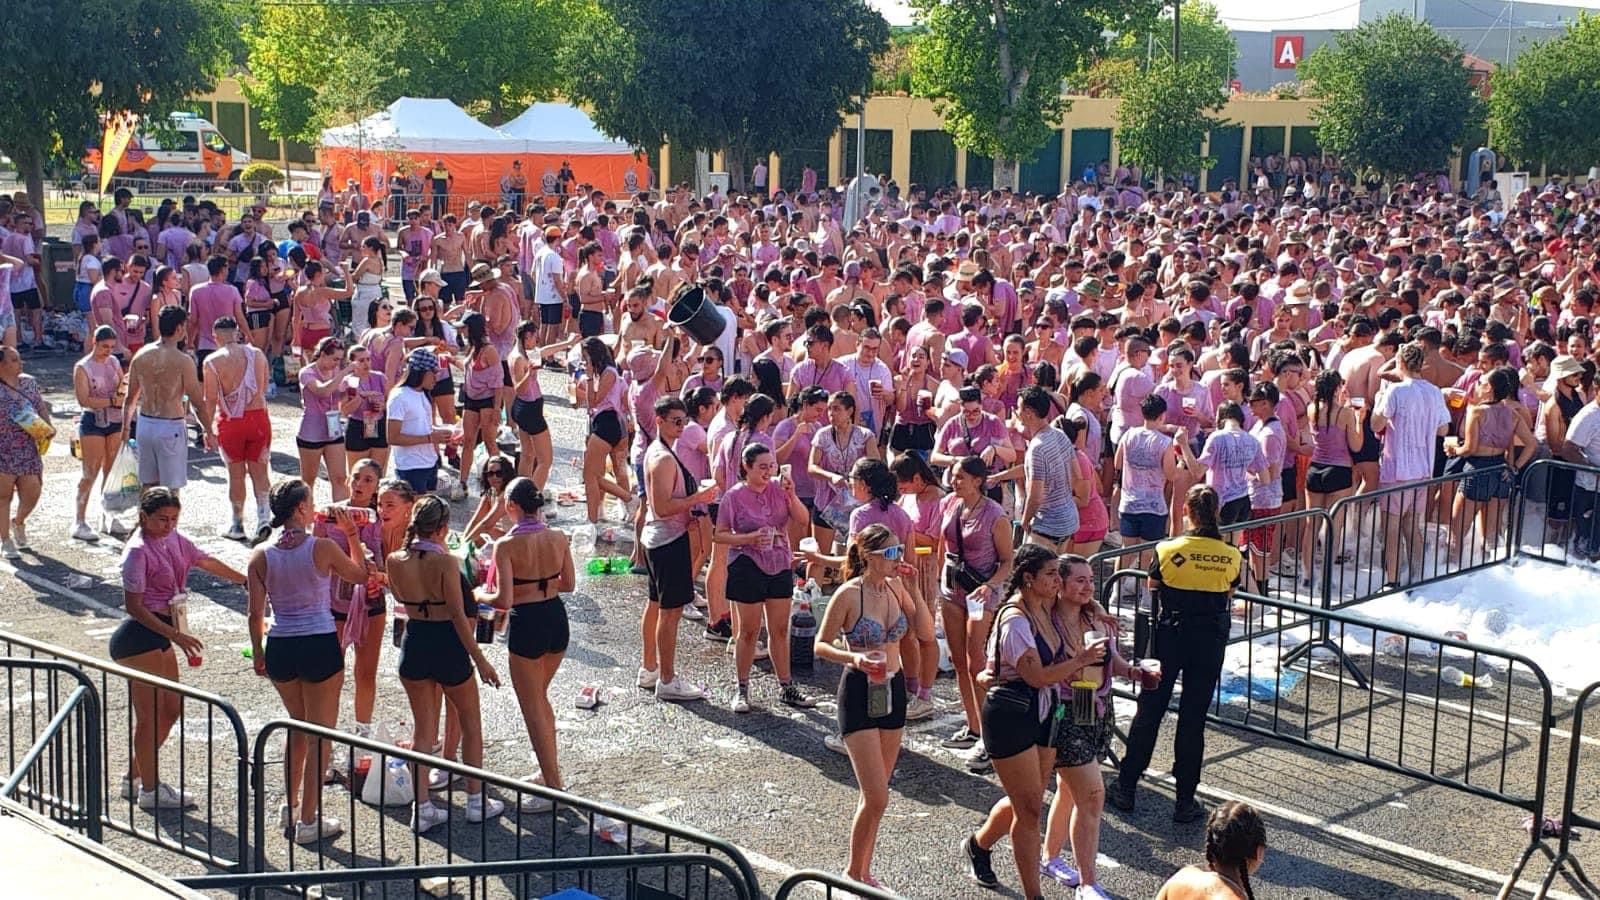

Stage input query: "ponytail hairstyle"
[
  {"left": 851, "top": 457, "right": 898, "bottom": 510},
  {"left": 842, "top": 523, "right": 895, "bottom": 581},
  {"left": 685, "top": 386, "right": 718, "bottom": 422},
  {"left": 1313, "top": 369, "right": 1342, "bottom": 429},
  {"left": 256, "top": 479, "right": 311, "bottom": 546},
  {"left": 1204, "top": 801, "right": 1267, "bottom": 900},
  {"left": 505, "top": 476, "right": 545, "bottom": 517},
  {"left": 1185, "top": 483, "right": 1223, "bottom": 540},
  {"left": 362, "top": 235, "right": 389, "bottom": 270},
  {"left": 889, "top": 450, "right": 938, "bottom": 490},
  {"left": 462, "top": 311, "right": 489, "bottom": 357},
  {"left": 1033, "top": 360, "right": 1061, "bottom": 391},
  {"left": 738, "top": 441, "right": 773, "bottom": 479},
  {"left": 1068, "top": 369, "right": 1103, "bottom": 406},
  {"left": 828, "top": 389, "right": 857, "bottom": 424},
  {"left": 751, "top": 358, "right": 784, "bottom": 406},
  {"left": 405, "top": 495, "right": 451, "bottom": 551},
  {"left": 1005, "top": 542, "right": 1058, "bottom": 597},
  {"left": 737, "top": 392, "right": 777, "bottom": 440}
]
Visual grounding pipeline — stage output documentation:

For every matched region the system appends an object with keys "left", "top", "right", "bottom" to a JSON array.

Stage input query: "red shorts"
[
  {"left": 297, "top": 326, "right": 332, "bottom": 355},
  {"left": 216, "top": 407, "right": 271, "bottom": 463},
  {"left": 1244, "top": 505, "right": 1282, "bottom": 554}
]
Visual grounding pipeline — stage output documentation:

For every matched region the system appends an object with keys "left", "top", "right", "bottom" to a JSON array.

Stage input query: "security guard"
[{"left": 1108, "top": 483, "right": 1242, "bottom": 823}]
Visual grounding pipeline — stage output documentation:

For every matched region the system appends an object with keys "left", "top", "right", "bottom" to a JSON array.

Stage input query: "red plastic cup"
[
  {"left": 185, "top": 652, "right": 202, "bottom": 668},
  {"left": 1138, "top": 658, "right": 1162, "bottom": 691},
  {"left": 863, "top": 650, "right": 888, "bottom": 684}
]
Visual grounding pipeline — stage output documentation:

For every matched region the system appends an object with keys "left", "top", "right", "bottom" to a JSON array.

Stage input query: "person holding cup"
[
  {"left": 890, "top": 344, "right": 940, "bottom": 460},
  {"left": 812, "top": 523, "right": 920, "bottom": 893},
  {"left": 1042, "top": 553, "right": 1144, "bottom": 894},
  {"left": 295, "top": 336, "right": 354, "bottom": 502},
  {"left": 936, "top": 455, "right": 1014, "bottom": 773},
  {"left": 340, "top": 343, "right": 390, "bottom": 474}
]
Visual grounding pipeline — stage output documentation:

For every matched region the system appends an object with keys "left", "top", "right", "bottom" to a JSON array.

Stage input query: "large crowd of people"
[{"left": 0, "top": 158, "right": 1596, "bottom": 899}]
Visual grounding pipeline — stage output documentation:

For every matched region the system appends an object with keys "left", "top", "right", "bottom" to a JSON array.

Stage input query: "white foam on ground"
[{"left": 1355, "top": 559, "right": 1600, "bottom": 693}]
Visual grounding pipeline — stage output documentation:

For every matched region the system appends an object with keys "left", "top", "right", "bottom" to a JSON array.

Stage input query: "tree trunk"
[
  {"left": 993, "top": 157, "right": 1019, "bottom": 191},
  {"left": 725, "top": 142, "right": 748, "bottom": 193},
  {"left": 10, "top": 143, "right": 47, "bottom": 212}
]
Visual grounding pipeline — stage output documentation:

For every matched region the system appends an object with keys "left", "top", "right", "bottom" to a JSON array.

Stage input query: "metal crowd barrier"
[
  {"left": 0, "top": 629, "right": 250, "bottom": 872},
  {"left": 773, "top": 869, "right": 902, "bottom": 899},
  {"left": 0, "top": 658, "right": 102, "bottom": 842},
  {"left": 1532, "top": 678, "right": 1600, "bottom": 899},
  {"left": 1513, "top": 458, "right": 1600, "bottom": 568},
  {"left": 252, "top": 719, "right": 763, "bottom": 900}
]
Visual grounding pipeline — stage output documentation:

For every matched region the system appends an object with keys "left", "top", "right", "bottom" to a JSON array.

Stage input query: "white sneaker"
[
  {"left": 294, "top": 814, "right": 343, "bottom": 844},
  {"left": 412, "top": 801, "right": 449, "bottom": 833},
  {"left": 518, "top": 793, "right": 555, "bottom": 813},
  {"left": 754, "top": 641, "right": 770, "bottom": 661},
  {"left": 105, "top": 516, "right": 133, "bottom": 539},
  {"left": 119, "top": 775, "right": 139, "bottom": 800},
  {"left": 1075, "top": 884, "right": 1113, "bottom": 900},
  {"left": 465, "top": 794, "right": 505, "bottom": 823},
  {"left": 636, "top": 667, "right": 658, "bottom": 690},
  {"left": 823, "top": 733, "right": 848, "bottom": 755},
  {"left": 681, "top": 604, "right": 706, "bottom": 621},
  {"left": 654, "top": 677, "right": 706, "bottom": 702},
  {"left": 428, "top": 767, "right": 465, "bottom": 792},
  {"left": 905, "top": 695, "right": 936, "bottom": 721},
  {"left": 71, "top": 522, "right": 99, "bottom": 543},
  {"left": 137, "top": 783, "right": 197, "bottom": 811},
  {"left": 224, "top": 520, "right": 246, "bottom": 541},
  {"left": 11, "top": 520, "right": 28, "bottom": 551},
  {"left": 731, "top": 686, "right": 753, "bottom": 714},
  {"left": 1, "top": 539, "right": 18, "bottom": 560}
]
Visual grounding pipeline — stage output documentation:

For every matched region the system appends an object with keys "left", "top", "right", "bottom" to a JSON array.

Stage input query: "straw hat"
[{"left": 1551, "top": 355, "right": 1585, "bottom": 380}]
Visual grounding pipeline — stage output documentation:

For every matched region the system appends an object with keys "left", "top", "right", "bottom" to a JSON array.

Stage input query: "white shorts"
[{"left": 135, "top": 414, "right": 189, "bottom": 490}]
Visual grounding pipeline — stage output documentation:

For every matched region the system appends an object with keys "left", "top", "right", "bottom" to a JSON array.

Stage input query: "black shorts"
[
  {"left": 538, "top": 303, "right": 563, "bottom": 326},
  {"left": 264, "top": 632, "right": 343, "bottom": 683},
  {"left": 889, "top": 422, "right": 935, "bottom": 453},
  {"left": 461, "top": 392, "right": 496, "bottom": 412},
  {"left": 109, "top": 613, "right": 173, "bottom": 660},
  {"left": 508, "top": 599, "right": 570, "bottom": 661},
  {"left": 501, "top": 360, "right": 513, "bottom": 387},
  {"left": 837, "top": 668, "right": 908, "bottom": 736},
  {"left": 78, "top": 411, "right": 123, "bottom": 438},
  {"left": 1280, "top": 457, "right": 1298, "bottom": 502},
  {"left": 645, "top": 532, "right": 694, "bottom": 609},
  {"left": 511, "top": 397, "right": 548, "bottom": 436},
  {"left": 801, "top": 497, "right": 828, "bottom": 528},
  {"left": 11, "top": 288, "right": 40, "bottom": 311},
  {"left": 1433, "top": 435, "right": 1448, "bottom": 479},
  {"left": 726, "top": 554, "right": 793, "bottom": 603},
  {"left": 578, "top": 309, "right": 605, "bottom": 338},
  {"left": 1352, "top": 416, "right": 1381, "bottom": 464},
  {"left": 981, "top": 684, "right": 1052, "bottom": 761},
  {"left": 397, "top": 619, "right": 472, "bottom": 687},
  {"left": 345, "top": 416, "right": 388, "bottom": 452},
  {"left": 195, "top": 348, "right": 214, "bottom": 379},
  {"left": 1306, "top": 462, "right": 1354, "bottom": 495},
  {"left": 244, "top": 308, "right": 273, "bottom": 331},
  {"left": 296, "top": 435, "right": 342, "bottom": 451},
  {"left": 589, "top": 409, "right": 624, "bottom": 447},
  {"left": 431, "top": 375, "right": 456, "bottom": 399},
  {"left": 566, "top": 293, "right": 580, "bottom": 316},
  {"left": 1219, "top": 494, "right": 1252, "bottom": 527},
  {"left": 1459, "top": 454, "right": 1513, "bottom": 503}
]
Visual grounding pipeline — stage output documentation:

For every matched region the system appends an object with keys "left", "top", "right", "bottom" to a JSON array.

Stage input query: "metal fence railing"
[
  {"left": 0, "top": 658, "right": 102, "bottom": 843},
  {"left": 251, "top": 719, "right": 763, "bottom": 900},
  {"left": 773, "top": 869, "right": 902, "bottom": 899},
  {"left": 1513, "top": 457, "right": 1600, "bottom": 569},
  {"left": 0, "top": 629, "right": 250, "bottom": 873},
  {"left": 1536, "top": 679, "right": 1600, "bottom": 899}
]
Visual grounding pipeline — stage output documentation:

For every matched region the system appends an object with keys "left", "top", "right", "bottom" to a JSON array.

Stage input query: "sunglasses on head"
[{"left": 870, "top": 544, "right": 905, "bottom": 561}]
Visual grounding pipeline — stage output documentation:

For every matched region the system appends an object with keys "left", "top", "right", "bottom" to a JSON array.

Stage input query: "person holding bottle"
[
  {"left": 71, "top": 326, "right": 124, "bottom": 542},
  {"left": 111, "top": 487, "right": 246, "bottom": 810},
  {"left": 386, "top": 494, "right": 504, "bottom": 832},
  {"left": 315, "top": 459, "right": 386, "bottom": 753},
  {"left": 812, "top": 523, "right": 920, "bottom": 893},
  {"left": 247, "top": 479, "right": 373, "bottom": 845}
]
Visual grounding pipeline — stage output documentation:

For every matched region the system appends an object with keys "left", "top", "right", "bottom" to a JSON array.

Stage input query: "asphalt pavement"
[{"left": 2, "top": 316, "right": 1598, "bottom": 898}]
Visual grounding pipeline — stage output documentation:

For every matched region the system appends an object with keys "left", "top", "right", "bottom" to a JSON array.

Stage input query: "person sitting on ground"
[{"left": 1155, "top": 801, "right": 1269, "bottom": 899}]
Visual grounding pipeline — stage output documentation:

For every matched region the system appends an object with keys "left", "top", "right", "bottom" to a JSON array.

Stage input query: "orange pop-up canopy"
[{"left": 318, "top": 98, "right": 650, "bottom": 203}]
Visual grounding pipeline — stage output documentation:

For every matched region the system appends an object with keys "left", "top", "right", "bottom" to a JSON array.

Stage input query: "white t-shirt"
[
  {"left": 534, "top": 245, "right": 564, "bottom": 306},
  {"left": 713, "top": 305, "right": 736, "bottom": 374},
  {"left": 386, "top": 386, "right": 438, "bottom": 470},
  {"left": 76, "top": 253, "right": 102, "bottom": 285}
]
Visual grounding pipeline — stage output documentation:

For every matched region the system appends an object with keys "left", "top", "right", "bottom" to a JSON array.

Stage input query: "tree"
[
  {"left": 1488, "top": 13, "right": 1600, "bottom": 172},
  {"left": 0, "top": 0, "right": 232, "bottom": 209},
  {"left": 909, "top": 0, "right": 1161, "bottom": 190},
  {"left": 1298, "top": 14, "right": 1482, "bottom": 178},
  {"left": 1116, "top": 59, "right": 1228, "bottom": 179},
  {"left": 563, "top": 0, "right": 887, "bottom": 192},
  {"left": 244, "top": 0, "right": 574, "bottom": 144},
  {"left": 1089, "top": 0, "right": 1238, "bottom": 94}
]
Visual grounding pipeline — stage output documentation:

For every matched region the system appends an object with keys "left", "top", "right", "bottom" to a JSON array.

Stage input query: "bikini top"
[
  {"left": 843, "top": 583, "right": 908, "bottom": 649},
  {"left": 399, "top": 541, "right": 452, "bottom": 619},
  {"left": 505, "top": 521, "right": 563, "bottom": 591}
]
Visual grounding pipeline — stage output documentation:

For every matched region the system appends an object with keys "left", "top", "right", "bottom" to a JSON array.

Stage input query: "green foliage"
[
  {"left": 873, "top": 28, "right": 923, "bottom": 94},
  {"left": 238, "top": 162, "right": 285, "bottom": 188},
  {"left": 244, "top": 0, "right": 575, "bottom": 144},
  {"left": 0, "top": 0, "right": 232, "bottom": 205},
  {"left": 1091, "top": 0, "right": 1238, "bottom": 93},
  {"left": 1298, "top": 14, "right": 1482, "bottom": 178},
  {"left": 563, "top": 0, "right": 887, "bottom": 188},
  {"left": 1488, "top": 13, "right": 1600, "bottom": 172},
  {"left": 908, "top": 0, "right": 1161, "bottom": 183},
  {"left": 1115, "top": 59, "right": 1228, "bottom": 175}
]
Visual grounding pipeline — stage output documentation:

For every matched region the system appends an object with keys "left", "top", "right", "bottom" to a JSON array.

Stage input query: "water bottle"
[
  {"left": 789, "top": 586, "right": 817, "bottom": 674},
  {"left": 585, "top": 557, "right": 610, "bottom": 576},
  {"left": 1440, "top": 665, "right": 1493, "bottom": 689}
]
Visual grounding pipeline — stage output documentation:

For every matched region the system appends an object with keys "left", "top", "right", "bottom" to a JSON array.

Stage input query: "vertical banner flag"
[{"left": 99, "top": 112, "right": 139, "bottom": 195}]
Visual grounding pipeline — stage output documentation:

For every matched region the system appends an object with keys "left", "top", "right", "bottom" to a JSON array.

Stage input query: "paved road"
[{"left": 2, "top": 327, "right": 1597, "bottom": 898}]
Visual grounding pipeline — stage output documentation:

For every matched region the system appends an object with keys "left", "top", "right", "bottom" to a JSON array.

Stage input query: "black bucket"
[{"left": 666, "top": 286, "right": 726, "bottom": 345}]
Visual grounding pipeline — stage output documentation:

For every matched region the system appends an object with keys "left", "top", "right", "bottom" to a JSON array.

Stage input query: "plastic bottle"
[
  {"left": 1440, "top": 665, "right": 1493, "bottom": 689},
  {"left": 168, "top": 593, "right": 201, "bottom": 667},
  {"left": 790, "top": 585, "right": 817, "bottom": 674},
  {"left": 586, "top": 557, "right": 611, "bottom": 576}
]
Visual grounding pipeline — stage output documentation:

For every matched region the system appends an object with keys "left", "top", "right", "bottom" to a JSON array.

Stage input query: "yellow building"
[{"left": 200, "top": 79, "right": 1321, "bottom": 194}]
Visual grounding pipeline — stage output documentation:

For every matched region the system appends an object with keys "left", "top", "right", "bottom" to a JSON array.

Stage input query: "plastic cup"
[
  {"left": 475, "top": 604, "right": 495, "bottom": 644},
  {"left": 1350, "top": 396, "right": 1365, "bottom": 410},
  {"left": 869, "top": 379, "right": 883, "bottom": 397},
  {"left": 185, "top": 652, "right": 202, "bottom": 668},
  {"left": 1181, "top": 397, "right": 1197, "bottom": 415},
  {"left": 1138, "top": 658, "right": 1162, "bottom": 690},
  {"left": 917, "top": 389, "right": 933, "bottom": 411},
  {"left": 966, "top": 594, "right": 985, "bottom": 621},
  {"left": 863, "top": 650, "right": 888, "bottom": 684},
  {"left": 799, "top": 536, "right": 819, "bottom": 554}
]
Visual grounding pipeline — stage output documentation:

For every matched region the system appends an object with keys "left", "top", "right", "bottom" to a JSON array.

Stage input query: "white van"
[{"left": 84, "top": 112, "right": 252, "bottom": 187}]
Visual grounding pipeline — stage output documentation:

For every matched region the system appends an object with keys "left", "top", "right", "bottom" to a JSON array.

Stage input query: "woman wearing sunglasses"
[
  {"left": 340, "top": 343, "right": 390, "bottom": 474},
  {"left": 812, "top": 523, "right": 920, "bottom": 893},
  {"left": 296, "top": 336, "right": 354, "bottom": 502},
  {"left": 681, "top": 345, "right": 725, "bottom": 398},
  {"left": 462, "top": 454, "right": 517, "bottom": 544}
]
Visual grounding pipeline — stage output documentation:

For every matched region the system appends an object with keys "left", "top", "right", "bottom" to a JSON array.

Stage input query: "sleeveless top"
[
  {"left": 1310, "top": 407, "right": 1353, "bottom": 467},
  {"left": 515, "top": 351, "right": 543, "bottom": 402},
  {"left": 211, "top": 346, "right": 262, "bottom": 420},
  {"left": 1476, "top": 402, "right": 1515, "bottom": 450},
  {"left": 589, "top": 366, "right": 626, "bottom": 415},
  {"left": 76, "top": 355, "right": 122, "bottom": 417},
  {"left": 265, "top": 537, "right": 334, "bottom": 637},
  {"left": 463, "top": 348, "right": 501, "bottom": 401},
  {"left": 642, "top": 438, "right": 695, "bottom": 548}
]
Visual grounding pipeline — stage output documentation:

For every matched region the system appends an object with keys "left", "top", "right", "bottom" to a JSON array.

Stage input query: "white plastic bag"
[
  {"left": 361, "top": 755, "right": 415, "bottom": 807},
  {"left": 101, "top": 443, "right": 141, "bottom": 513}
]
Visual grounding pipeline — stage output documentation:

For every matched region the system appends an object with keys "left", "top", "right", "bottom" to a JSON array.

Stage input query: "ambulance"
[{"left": 83, "top": 112, "right": 251, "bottom": 188}]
